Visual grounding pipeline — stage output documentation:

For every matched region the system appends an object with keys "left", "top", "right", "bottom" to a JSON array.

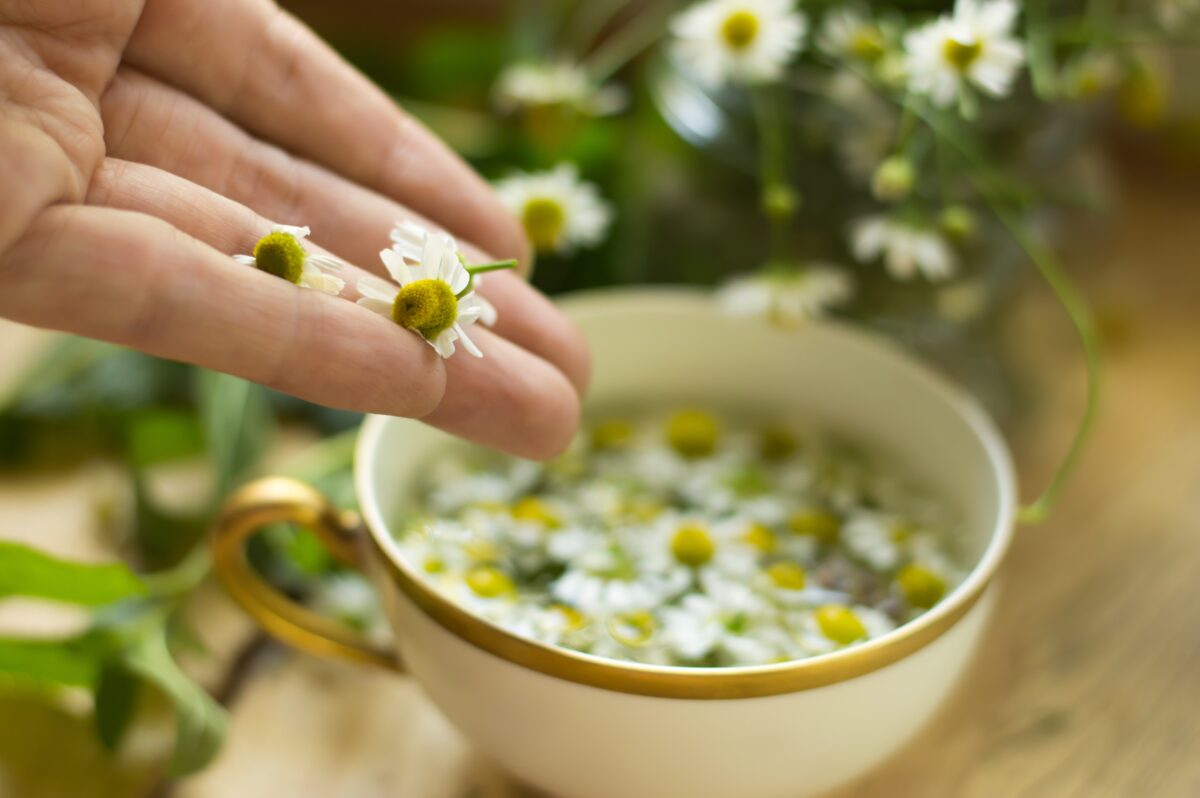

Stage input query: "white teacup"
[{"left": 213, "top": 289, "right": 1016, "bottom": 798}]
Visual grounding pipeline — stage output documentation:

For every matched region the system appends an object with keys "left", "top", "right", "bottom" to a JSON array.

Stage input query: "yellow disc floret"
[
  {"left": 511, "top": 496, "right": 562, "bottom": 529},
  {"left": 815, "top": 605, "right": 867, "bottom": 645},
  {"left": 671, "top": 525, "right": 715, "bottom": 567},
  {"left": 759, "top": 425, "right": 798, "bottom": 462},
  {"left": 943, "top": 37, "right": 983, "bottom": 72},
  {"left": 392, "top": 279, "right": 458, "bottom": 339},
  {"left": 667, "top": 409, "right": 720, "bottom": 458},
  {"left": 742, "top": 522, "right": 777, "bottom": 553},
  {"left": 851, "top": 28, "right": 886, "bottom": 63},
  {"left": 608, "top": 610, "right": 656, "bottom": 646},
  {"left": 766, "top": 562, "right": 807, "bottom": 590},
  {"left": 788, "top": 510, "right": 841, "bottom": 545},
  {"left": 252, "top": 231, "right": 306, "bottom": 284},
  {"left": 465, "top": 566, "right": 515, "bottom": 598},
  {"left": 591, "top": 419, "right": 635, "bottom": 451},
  {"left": 896, "top": 563, "right": 947, "bottom": 609},
  {"left": 522, "top": 197, "right": 566, "bottom": 253},
  {"left": 721, "top": 10, "right": 760, "bottom": 51}
]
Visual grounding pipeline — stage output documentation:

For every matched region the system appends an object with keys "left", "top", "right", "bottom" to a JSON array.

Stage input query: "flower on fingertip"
[
  {"left": 358, "top": 222, "right": 512, "bottom": 359},
  {"left": 234, "top": 224, "right": 346, "bottom": 295}
]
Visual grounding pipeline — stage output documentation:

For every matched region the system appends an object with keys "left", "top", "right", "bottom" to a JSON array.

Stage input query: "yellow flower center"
[
  {"left": 672, "top": 525, "right": 715, "bottom": 567},
  {"left": 465, "top": 566, "right": 515, "bottom": 598},
  {"left": 252, "top": 231, "right": 306, "bottom": 284},
  {"left": 742, "top": 522, "right": 777, "bottom": 553},
  {"left": 759, "top": 425, "right": 798, "bottom": 462},
  {"left": 667, "top": 409, "right": 720, "bottom": 458},
  {"left": 788, "top": 510, "right": 842, "bottom": 545},
  {"left": 391, "top": 278, "right": 458, "bottom": 339},
  {"left": 510, "top": 496, "right": 562, "bottom": 529},
  {"left": 896, "top": 564, "right": 947, "bottom": 609},
  {"left": 851, "top": 28, "right": 886, "bottom": 63},
  {"left": 422, "top": 556, "right": 445, "bottom": 574},
  {"left": 766, "top": 562, "right": 807, "bottom": 590},
  {"left": 521, "top": 197, "right": 566, "bottom": 253},
  {"left": 552, "top": 604, "right": 588, "bottom": 631},
  {"left": 815, "top": 605, "right": 867, "bottom": 645},
  {"left": 608, "top": 610, "right": 656, "bottom": 646},
  {"left": 591, "top": 419, "right": 635, "bottom": 450},
  {"left": 721, "top": 10, "right": 760, "bottom": 51},
  {"left": 464, "top": 539, "right": 500, "bottom": 562},
  {"left": 943, "top": 37, "right": 983, "bottom": 72}
]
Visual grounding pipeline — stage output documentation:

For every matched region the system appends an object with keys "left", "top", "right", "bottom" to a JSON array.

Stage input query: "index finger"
[{"left": 125, "top": 0, "right": 529, "bottom": 267}]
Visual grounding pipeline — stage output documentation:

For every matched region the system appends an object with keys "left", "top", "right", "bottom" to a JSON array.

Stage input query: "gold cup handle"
[{"left": 211, "top": 476, "right": 402, "bottom": 671}]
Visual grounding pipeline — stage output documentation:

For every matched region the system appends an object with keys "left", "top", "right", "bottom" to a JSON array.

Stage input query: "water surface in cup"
[{"left": 392, "top": 408, "right": 966, "bottom": 668}]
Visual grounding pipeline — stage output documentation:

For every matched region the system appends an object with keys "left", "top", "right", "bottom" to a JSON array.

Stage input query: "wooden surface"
[{"left": 2, "top": 162, "right": 1199, "bottom": 797}]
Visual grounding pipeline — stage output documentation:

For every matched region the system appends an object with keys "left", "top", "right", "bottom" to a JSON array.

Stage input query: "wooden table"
[{"left": 3, "top": 161, "right": 1199, "bottom": 797}]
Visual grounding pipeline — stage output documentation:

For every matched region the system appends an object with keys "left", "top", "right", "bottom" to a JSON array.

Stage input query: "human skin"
[{"left": 0, "top": 0, "right": 590, "bottom": 460}]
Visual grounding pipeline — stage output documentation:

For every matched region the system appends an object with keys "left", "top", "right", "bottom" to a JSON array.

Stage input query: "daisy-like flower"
[
  {"left": 850, "top": 215, "right": 957, "bottom": 282},
  {"left": 357, "top": 221, "right": 508, "bottom": 358},
  {"left": 670, "top": 0, "right": 808, "bottom": 88},
  {"left": 494, "top": 164, "right": 612, "bottom": 255},
  {"left": 493, "top": 61, "right": 628, "bottom": 117},
  {"left": 234, "top": 224, "right": 345, "bottom": 294},
  {"left": 903, "top": 0, "right": 1025, "bottom": 108},
  {"left": 718, "top": 266, "right": 853, "bottom": 326},
  {"left": 661, "top": 586, "right": 777, "bottom": 665},
  {"left": 817, "top": 5, "right": 888, "bottom": 64}
]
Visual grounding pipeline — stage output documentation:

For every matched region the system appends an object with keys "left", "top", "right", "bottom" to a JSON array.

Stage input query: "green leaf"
[
  {"left": 0, "top": 541, "right": 145, "bottom": 605},
  {"left": 121, "top": 627, "right": 226, "bottom": 777},
  {"left": 130, "top": 476, "right": 209, "bottom": 572},
  {"left": 0, "top": 337, "right": 120, "bottom": 412},
  {"left": 125, "top": 409, "right": 206, "bottom": 468},
  {"left": 93, "top": 664, "right": 141, "bottom": 751},
  {"left": 0, "top": 636, "right": 100, "bottom": 687},
  {"left": 195, "top": 370, "right": 274, "bottom": 499}
]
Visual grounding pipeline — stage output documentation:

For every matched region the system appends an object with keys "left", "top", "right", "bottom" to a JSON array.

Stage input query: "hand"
[{"left": 0, "top": 0, "right": 589, "bottom": 459}]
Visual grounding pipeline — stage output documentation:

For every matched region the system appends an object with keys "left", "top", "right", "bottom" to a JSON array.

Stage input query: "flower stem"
[
  {"left": 907, "top": 103, "right": 1102, "bottom": 525},
  {"left": 751, "top": 85, "right": 797, "bottom": 267},
  {"left": 468, "top": 259, "right": 519, "bottom": 275},
  {"left": 458, "top": 259, "right": 518, "bottom": 299},
  {"left": 584, "top": 2, "right": 674, "bottom": 82}
]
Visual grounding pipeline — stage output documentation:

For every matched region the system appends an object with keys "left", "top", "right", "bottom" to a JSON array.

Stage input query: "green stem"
[
  {"left": 906, "top": 103, "right": 1102, "bottom": 524},
  {"left": 564, "top": 0, "right": 635, "bottom": 52},
  {"left": 468, "top": 259, "right": 519, "bottom": 275},
  {"left": 1025, "top": 1, "right": 1058, "bottom": 100},
  {"left": 584, "top": 2, "right": 674, "bottom": 82},
  {"left": 751, "top": 85, "right": 796, "bottom": 266},
  {"left": 457, "top": 259, "right": 518, "bottom": 299}
]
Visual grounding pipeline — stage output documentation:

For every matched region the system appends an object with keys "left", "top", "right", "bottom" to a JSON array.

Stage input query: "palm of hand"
[{"left": 0, "top": 0, "right": 587, "bottom": 459}]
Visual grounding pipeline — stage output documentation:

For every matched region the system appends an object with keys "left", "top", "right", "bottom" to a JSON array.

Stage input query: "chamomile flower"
[
  {"left": 493, "top": 61, "right": 628, "bottom": 117},
  {"left": 661, "top": 589, "right": 777, "bottom": 665},
  {"left": 234, "top": 224, "right": 345, "bottom": 295},
  {"left": 670, "top": 0, "right": 808, "bottom": 88},
  {"left": 357, "top": 224, "right": 498, "bottom": 358},
  {"left": 494, "top": 164, "right": 613, "bottom": 255},
  {"left": 718, "top": 266, "right": 853, "bottom": 325},
  {"left": 850, "top": 215, "right": 957, "bottom": 282},
  {"left": 903, "top": 0, "right": 1025, "bottom": 108},
  {"left": 817, "top": 5, "right": 888, "bottom": 64}
]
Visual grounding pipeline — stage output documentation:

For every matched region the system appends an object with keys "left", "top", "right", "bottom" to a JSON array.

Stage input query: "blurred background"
[{"left": 2, "top": 1, "right": 1199, "bottom": 796}]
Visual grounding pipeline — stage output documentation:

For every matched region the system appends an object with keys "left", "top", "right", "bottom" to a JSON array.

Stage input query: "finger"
[
  {"left": 0, "top": 204, "right": 446, "bottom": 420},
  {"left": 100, "top": 69, "right": 590, "bottom": 393},
  {"left": 84, "top": 160, "right": 581, "bottom": 459},
  {"left": 124, "top": 0, "right": 528, "bottom": 266}
]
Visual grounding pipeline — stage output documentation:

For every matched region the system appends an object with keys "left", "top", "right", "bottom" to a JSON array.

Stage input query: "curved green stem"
[{"left": 751, "top": 85, "right": 797, "bottom": 266}]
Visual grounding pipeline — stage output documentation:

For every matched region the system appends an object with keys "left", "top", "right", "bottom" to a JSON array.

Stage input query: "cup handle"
[{"left": 211, "top": 476, "right": 402, "bottom": 672}]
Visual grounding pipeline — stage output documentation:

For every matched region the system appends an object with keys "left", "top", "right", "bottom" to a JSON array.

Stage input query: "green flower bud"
[
  {"left": 522, "top": 197, "right": 566, "bottom": 254},
  {"left": 871, "top": 156, "right": 916, "bottom": 202},
  {"left": 940, "top": 205, "right": 977, "bottom": 242}
]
